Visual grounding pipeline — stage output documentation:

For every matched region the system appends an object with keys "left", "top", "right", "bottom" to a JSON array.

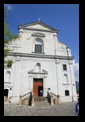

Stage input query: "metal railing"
[
  {"left": 19, "top": 92, "right": 32, "bottom": 105},
  {"left": 47, "top": 91, "right": 52, "bottom": 105},
  {"left": 47, "top": 91, "right": 60, "bottom": 105}
]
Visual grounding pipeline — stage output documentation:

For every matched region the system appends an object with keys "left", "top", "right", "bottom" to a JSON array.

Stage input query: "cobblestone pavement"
[{"left": 4, "top": 102, "right": 78, "bottom": 116}]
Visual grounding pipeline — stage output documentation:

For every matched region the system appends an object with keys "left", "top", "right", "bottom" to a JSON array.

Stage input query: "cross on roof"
[{"left": 37, "top": 18, "right": 41, "bottom": 22}]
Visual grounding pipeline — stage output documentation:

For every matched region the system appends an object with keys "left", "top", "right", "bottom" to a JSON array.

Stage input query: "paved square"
[{"left": 4, "top": 102, "right": 78, "bottom": 116}]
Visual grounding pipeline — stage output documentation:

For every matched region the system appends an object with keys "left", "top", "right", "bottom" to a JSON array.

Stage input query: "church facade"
[{"left": 4, "top": 20, "right": 77, "bottom": 104}]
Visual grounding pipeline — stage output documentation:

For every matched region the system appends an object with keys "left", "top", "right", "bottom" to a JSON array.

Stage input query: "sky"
[{"left": 4, "top": 4, "right": 79, "bottom": 81}]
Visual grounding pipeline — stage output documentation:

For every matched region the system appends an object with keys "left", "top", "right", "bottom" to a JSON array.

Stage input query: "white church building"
[{"left": 4, "top": 20, "right": 77, "bottom": 104}]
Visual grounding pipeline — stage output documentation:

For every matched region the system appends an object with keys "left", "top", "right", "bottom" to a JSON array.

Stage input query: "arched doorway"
[{"left": 4, "top": 89, "right": 8, "bottom": 101}]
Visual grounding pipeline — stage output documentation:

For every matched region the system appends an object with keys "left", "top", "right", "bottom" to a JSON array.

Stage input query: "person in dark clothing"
[
  {"left": 75, "top": 98, "right": 79, "bottom": 116},
  {"left": 40, "top": 90, "right": 43, "bottom": 96}
]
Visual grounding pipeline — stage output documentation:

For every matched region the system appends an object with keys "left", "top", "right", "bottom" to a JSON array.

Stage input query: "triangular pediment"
[
  {"left": 28, "top": 69, "right": 48, "bottom": 74},
  {"left": 25, "top": 24, "right": 51, "bottom": 31},
  {"left": 18, "top": 21, "right": 58, "bottom": 33}
]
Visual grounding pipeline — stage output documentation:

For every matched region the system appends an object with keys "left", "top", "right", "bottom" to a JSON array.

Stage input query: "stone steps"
[
  {"left": 22, "top": 98, "right": 29, "bottom": 105},
  {"left": 33, "top": 96, "right": 50, "bottom": 107},
  {"left": 34, "top": 96, "right": 47, "bottom": 101}
]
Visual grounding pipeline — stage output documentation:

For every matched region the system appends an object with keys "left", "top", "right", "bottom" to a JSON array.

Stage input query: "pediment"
[
  {"left": 18, "top": 21, "right": 58, "bottom": 33},
  {"left": 28, "top": 69, "right": 48, "bottom": 74},
  {"left": 25, "top": 24, "right": 51, "bottom": 31}
]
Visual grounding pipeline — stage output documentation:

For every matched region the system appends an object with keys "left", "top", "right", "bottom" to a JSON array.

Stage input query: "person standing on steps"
[
  {"left": 75, "top": 98, "right": 79, "bottom": 116},
  {"left": 40, "top": 90, "right": 43, "bottom": 96}
]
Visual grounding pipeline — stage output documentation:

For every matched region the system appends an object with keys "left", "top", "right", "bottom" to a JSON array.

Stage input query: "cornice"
[{"left": 8, "top": 52, "right": 74, "bottom": 60}]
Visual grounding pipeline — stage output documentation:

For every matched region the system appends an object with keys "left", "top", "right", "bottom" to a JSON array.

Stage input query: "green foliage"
[
  {"left": 4, "top": 20, "right": 19, "bottom": 43},
  {"left": 6, "top": 60, "right": 13, "bottom": 68},
  {"left": 4, "top": 48, "right": 10, "bottom": 57},
  {"left": 4, "top": 7, "right": 19, "bottom": 66},
  {"left": 4, "top": 8, "right": 8, "bottom": 17}
]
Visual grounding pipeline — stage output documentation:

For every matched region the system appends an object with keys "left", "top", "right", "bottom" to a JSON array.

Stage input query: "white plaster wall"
[
  {"left": 53, "top": 59, "right": 77, "bottom": 102},
  {"left": 9, "top": 29, "right": 71, "bottom": 57},
  {"left": 68, "top": 62, "right": 77, "bottom": 100},
  {"left": 57, "top": 60, "right": 72, "bottom": 97},
  {"left": 18, "top": 31, "right": 55, "bottom": 55},
  {"left": 16, "top": 57, "right": 57, "bottom": 97},
  {"left": 4, "top": 55, "right": 77, "bottom": 103},
  {"left": 4, "top": 25, "right": 76, "bottom": 103},
  {"left": 5, "top": 55, "right": 77, "bottom": 103},
  {"left": 39, "top": 59, "right": 57, "bottom": 95}
]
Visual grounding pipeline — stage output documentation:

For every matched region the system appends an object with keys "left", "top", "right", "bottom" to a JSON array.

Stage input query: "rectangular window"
[
  {"left": 63, "top": 64, "right": 67, "bottom": 70},
  {"left": 65, "top": 90, "right": 69, "bottom": 96},
  {"left": 35, "top": 44, "right": 42, "bottom": 53}
]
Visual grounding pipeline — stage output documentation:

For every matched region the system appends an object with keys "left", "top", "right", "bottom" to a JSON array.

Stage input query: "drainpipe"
[{"left": 66, "top": 47, "right": 74, "bottom": 102}]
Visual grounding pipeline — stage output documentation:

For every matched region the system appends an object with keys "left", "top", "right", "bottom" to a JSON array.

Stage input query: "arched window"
[
  {"left": 34, "top": 38, "right": 44, "bottom": 53},
  {"left": 4, "top": 89, "right": 8, "bottom": 97},
  {"left": 63, "top": 74, "right": 68, "bottom": 84},
  {"left": 65, "top": 90, "right": 69, "bottom": 96},
  {"left": 4, "top": 89, "right": 9, "bottom": 101}
]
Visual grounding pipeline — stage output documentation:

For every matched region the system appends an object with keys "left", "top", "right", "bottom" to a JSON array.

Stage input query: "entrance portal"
[
  {"left": 33, "top": 78, "right": 43, "bottom": 96},
  {"left": 4, "top": 89, "right": 8, "bottom": 101}
]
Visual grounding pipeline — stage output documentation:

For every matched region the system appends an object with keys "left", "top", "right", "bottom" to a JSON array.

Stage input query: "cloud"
[
  {"left": 4, "top": 4, "right": 12, "bottom": 11},
  {"left": 73, "top": 60, "right": 79, "bottom": 82}
]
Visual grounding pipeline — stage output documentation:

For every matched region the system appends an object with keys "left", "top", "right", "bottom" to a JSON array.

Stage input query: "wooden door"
[{"left": 33, "top": 78, "right": 43, "bottom": 96}]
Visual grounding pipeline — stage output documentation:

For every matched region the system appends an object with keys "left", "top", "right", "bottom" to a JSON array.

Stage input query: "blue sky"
[{"left": 4, "top": 4, "right": 79, "bottom": 81}]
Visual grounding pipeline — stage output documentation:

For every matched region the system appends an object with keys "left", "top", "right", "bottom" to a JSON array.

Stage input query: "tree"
[{"left": 4, "top": 7, "right": 19, "bottom": 67}]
